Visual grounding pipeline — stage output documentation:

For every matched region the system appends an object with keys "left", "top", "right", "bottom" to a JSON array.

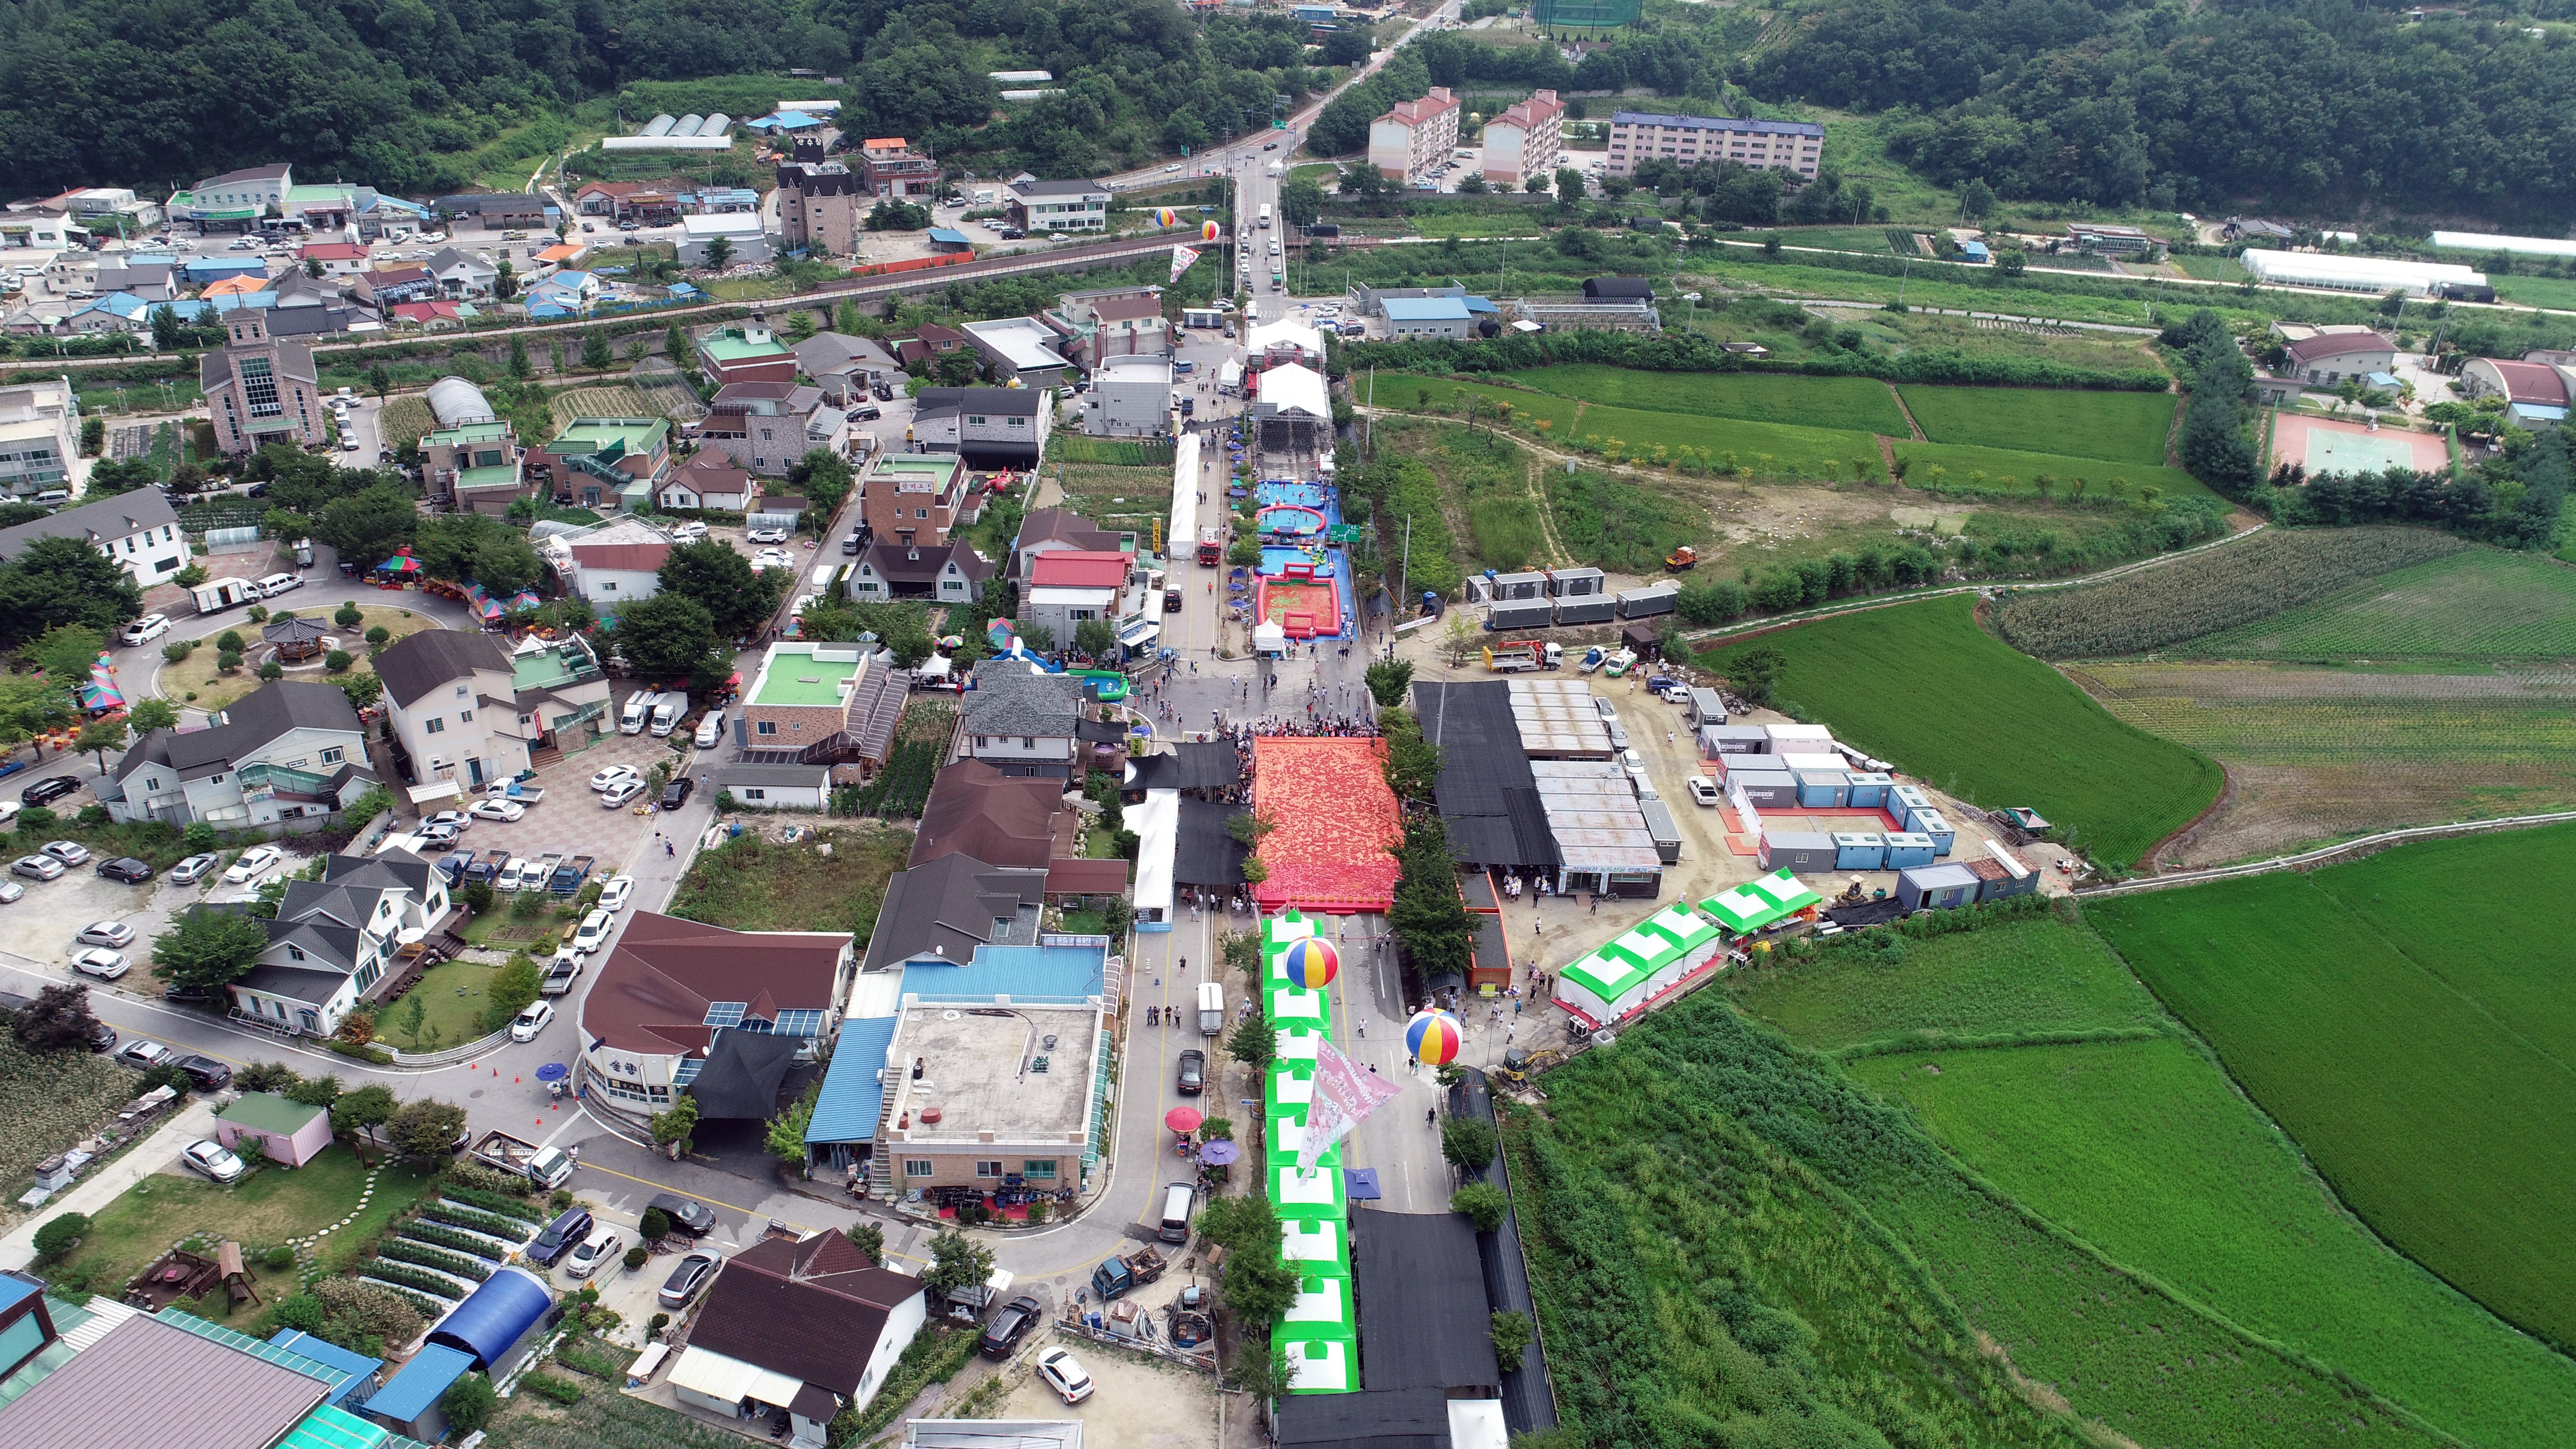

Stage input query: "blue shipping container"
[
  {"left": 1795, "top": 770, "right": 1850, "bottom": 808},
  {"left": 1913, "top": 810, "right": 1956, "bottom": 855},
  {"left": 1882, "top": 832, "right": 1937, "bottom": 868},
  {"left": 1832, "top": 831, "right": 1885, "bottom": 870},
  {"left": 1844, "top": 771, "right": 1892, "bottom": 808}
]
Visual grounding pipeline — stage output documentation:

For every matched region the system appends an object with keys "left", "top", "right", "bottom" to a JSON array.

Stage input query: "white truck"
[
  {"left": 1257, "top": 202, "right": 1272, "bottom": 229},
  {"left": 471, "top": 1130, "right": 574, "bottom": 1191},
  {"left": 649, "top": 692, "right": 688, "bottom": 738},
  {"left": 619, "top": 691, "right": 661, "bottom": 735}
]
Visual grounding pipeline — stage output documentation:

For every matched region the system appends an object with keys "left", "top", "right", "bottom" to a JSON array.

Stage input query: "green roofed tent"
[
  {"left": 1699, "top": 869, "right": 1825, "bottom": 935},
  {"left": 1271, "top": 1161, "right": 1350, "bottom": 1222},
  {"left": 279, "top": 1403, "right": 397, "bottom": 1449},
  {"left": 1280, "top": 1329, "right": 1357, "bottom": 1393},
  {"left": 1557, "top": 902, "right": 1726, "bottom": 1026}
]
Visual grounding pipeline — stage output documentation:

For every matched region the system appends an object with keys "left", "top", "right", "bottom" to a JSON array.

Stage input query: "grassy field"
[
  {"left": 1769, "top": 225, "right": 1911, "bottom": 255},
  {"left": 1053, "top": 434, "right": 1175, "bottom": 467},
  {"left": 1378, "top": 372, "right": 1584, "bottom": 437},
  {"left": 1513, "top": 989, "right": 2447, "bottom": 1449},
  {"left": 53, "top": 1148, "right": 440, "bottom": 1299},
  {"left": 1699, "top": 596, "right": 2224, "bottom": 869},
  {"left": 1896, "top": 386, "right": 2177, "bottom": 466},
  {"left": 2489, "top": 273, "right": 2576, "bottom": 311},
  {"left": 1892, "top": 439, "right": 2216, "bottom": 500},
  {"left": 1855, "top": 1036, "right": 2576, "bottom": 1449},
  {"left": 1505, "top": 363, "right": 1910, "bottom": 433},
  {"left": 2088, "top": 845, "right": 2576, "bottom": 1355},
  {"left": 667, "top": 826, "right": 913, "bottom": 942},
  {"left": 373, "top": 959, "right": 501, "bottom": 1053},
  {"left": 1725, "top": 911, "right": 2168, "bottom": 1052},
  {"left": 2168, "top": 254, "right": 2249, "bottom": 281},
  {"left": 1570, "top": 402, "right": 1883, "bottom": 481},
  {"left": 2173, "top": 548, "right": 2576, "bottom": 661}
]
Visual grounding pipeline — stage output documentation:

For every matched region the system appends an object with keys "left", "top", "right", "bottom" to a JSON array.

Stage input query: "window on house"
[
  {"left": 1024, "top": 1160, "right": 1057, "bottom": 1179},
  {"left": 974, "top": 1160, "right": 1004, "bottom": 1179},
  {"left": 455, "top": 684, "right": 468, "bottom": 698},
  {"left": 209, "top": 773, "right": 225, "bottom": 784},
  {"left": 1021, "top": 736, "right": 1034, "bottom": 748},
  {"left": 286, "top": 945, "right": 306, "bottom": 961},
  {"left": 425, "top": 717, "right": 444, "bottom": 734},
  {"left": 757, "top": 720, "right": 776, "bottom": 735},
  {"left": 458, "top": 710, "right": 472, "bottom": 723},
  {"left": 904, "top": 1159, "right": 934, "bottom": 1177},
  {"left": 742, "top": 788, "right": 767, "bottom": 800}
]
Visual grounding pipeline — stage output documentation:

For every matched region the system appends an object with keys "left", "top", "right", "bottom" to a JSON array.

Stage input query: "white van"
[
  {"left": 618, "top": 692, "right": 659, "bottom": 735},
  {"left": 692, "top": 711, "right": 725, "bottom": 749},
  {"left": 120, "top": 614, "right": 171, "bottom": 646},
  {"left": 1158, "top": 1182, "right": 1198, "bottom": 1244},
  {"left": 254, "top": 572, "right": 302, "bottom": 599}
]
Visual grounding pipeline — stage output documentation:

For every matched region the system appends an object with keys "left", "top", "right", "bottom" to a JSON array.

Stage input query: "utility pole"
[
  {"left": 1398, "top": 513, "right": 1412, "bottom": 618},
  {"left": 1897, "top": 254, "right": 1912, "bottom": 311}
]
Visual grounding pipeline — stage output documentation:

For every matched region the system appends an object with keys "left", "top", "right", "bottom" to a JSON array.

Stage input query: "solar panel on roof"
[
  {"left": 703, "top": 1002, "right": 746, "bottom": 1028},
  {"left": 773, "top": 1008, "right": 826, "bottom": 1037}
]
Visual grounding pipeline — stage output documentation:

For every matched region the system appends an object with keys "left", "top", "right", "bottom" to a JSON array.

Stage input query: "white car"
[
  {"left": 225, "top": 845, "right": 283, "bottom": 882},
  {"left": 751, "top": 548, "right": 793, "bottom": 572},
  {"left": 602, "top": 780, "right": 647, "bottom": 809},
  {"left": 73, "top": 948, "right": 129, "bottom": 980},
  {"left": 496, "top": 857, "right": 537, "bottom": 891},
  {"left": 0, "top": 801, "right": 16, "bottom": 826},
  {"left": 1619, "top": 749, "right": 1650, "bottom": 790},
  {"left": 468, "top": 798, "right": 526, "bottom": 822},
  {"left": 182, "top": 1138, "right": 246, "bottom": 1183},
  {"left": 424, "top": 810, "right": 470, "bottom": 831},
  {"left": 563, "top": 1224, "right": 622, "bottom": 1279},
  {"left": 571, "top": 909, "right": 614, "bottom": 954},
  {"left": 119, "top": 1039, "right": 171, "bottom": 1068},
  {"left": 509, "top": 1000, "right": 555, "bottom": 1041},
  {"left": 693, "top": 713, "right": 724, "bottom": 749},
  {"left": 1592, "top": 697, "right": 1618, "bottom": 725},
  {"left": 1037, "top": 1347, "right": 1095, "bottom": 1405},
  {"left": 597, "top": 875, "right": 635, "bottom": 913},
  {"left": 589, "top": 765, "right": 640, "bottom": 792},
  {"left": 254, "top": 572, "right": 302, "bottom": 598},
  {"left": 669, "top": 520, "right": 708, "bottom": 542}
]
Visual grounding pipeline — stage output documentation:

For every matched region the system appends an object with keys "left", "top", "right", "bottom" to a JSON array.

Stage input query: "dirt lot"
[{"left": 995, "top": 1329, "right": 1227, "bottom": 1449}]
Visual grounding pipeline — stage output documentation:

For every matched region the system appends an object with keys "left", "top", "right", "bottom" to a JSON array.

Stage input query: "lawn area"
[
  {"left": 51, "top": 1147, "right": 440, "bottom": 1303},
  {"left": 2490, "top": 273, "right": 2576, "bottom": 311},
  {"left": 1377, "top": 373, "right": 1586, "bottom": 438},
  {"left": 1504, "top": 363, "right": 1909, "bottom": 434},
  {"left": 1510, "top": 988, "right": 2445, "bottom": 1449},
  {"left": 1853, "top": 1035, "right": 2576, "bottom": 1449},
  {"left": 2168, "top": 254, "right": 2248, "bottom": 281},
  {"left": 1769, "top": 225, "right": 1910, "bottom": 255},
  {"left": 667, "top": 825, "right": 913, "bottom": 940},
  {"left": 1571, "top": 402, "right": 1883, "bottom": 481},
  {"left": 1895, "top": 385, "right": 2177, "bottom": 467},
  {"left": 1892, "top": 439, "right": 2215, "bottom": 500},
  {"left": 0, "top": 1032, "right": 147, "bottom": 1197},
  {"left": 2086, "top": 838, "right": 2576, "bottom": 1356},
  {"left": 2172, "top": 547, "right": 2576, "bottom": 661},
  {"left": 1725, "top": 911, "right": 2168, "bottom": 1053},
  {"left": 165, "top": 604, "right": 439, "bottom": 713},
  {"left": 1699, "top": 596, "right": 2223, "bottom": 869},
  {"left": 373, "top": 958, "right": 503, "bottom": 1054}
]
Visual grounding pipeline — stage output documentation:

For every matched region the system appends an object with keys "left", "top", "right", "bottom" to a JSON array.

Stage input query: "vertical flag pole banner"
[{"left": 1170, "top": 244, "right": 1202, "bottom": 283}]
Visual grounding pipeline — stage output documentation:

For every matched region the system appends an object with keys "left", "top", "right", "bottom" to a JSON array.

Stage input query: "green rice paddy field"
[
  {"left": 1507, "top": 364, "right": 1910, "bottom": 433},
  {"left": 1855, "top": 1035, "right": 2576, "bottom": 1449},
  {"left": 2171, "top": 548, "right": 2576, "bottom": 661},
  {"left": 1895, "top": 385, "right": 2177, "bottom": 466},
  {"left": 1892, "top": 439, "right": 2216, "bottom": 500},
  {"left": 1699, "top": 596, "right": 2223, "bottom": 868},
  {"left": 2087, "top": 826, "right": 2576, "bottom": 1357}
]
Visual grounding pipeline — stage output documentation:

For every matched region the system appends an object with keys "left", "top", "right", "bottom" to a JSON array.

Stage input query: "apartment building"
[
  {"left": 1370, "top": 87, "right": 1461, "bottom": 185},
  {"left": 1005, "top": 177, "right": 1110, "bottom": 233},
  {"left": 858, "top": 138, "right": 939, "bottom": 200},
  {"left": 861, "top": 452, "right": 969, "bottom": 546},
  {"left": 1482, "top": 89, "right": 1565, "bottom": 190},
  {"left": 1604, "top": 112, "right": 1824, "bottom": 180},
  {"left": 0, "top": 378, "right": 77, "bottom": 499},
  {"left": 776, "top": 140, "right": 864, "bottom": 257}
]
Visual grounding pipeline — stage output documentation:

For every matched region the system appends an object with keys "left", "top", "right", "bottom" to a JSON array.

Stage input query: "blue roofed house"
[
  {"left": 359, "top": 1343, "right": 476, "bottom": 1442},
  {"left": 1379, "top": 295, "right": 1472, "bottom": 340},
  {"left": 1957, "top": 239, "right": 1991, "bottom": 263},
  {"left": 927, "top": 227, "right": 974, "bottom": 253},
  {"left": 62, "top": 292, "right": 150, "bottom": 335}
]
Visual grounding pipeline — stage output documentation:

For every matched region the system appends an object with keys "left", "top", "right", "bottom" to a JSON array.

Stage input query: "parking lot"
[
  {"left": 993, "top": 1332, "right": 1225, "bottom": 1449},
  {"left": 0, "top": 844, "right": 242, "bottom": 998},
  {"left": 424, "top": 723, "right": 704, "bottom": 886}
]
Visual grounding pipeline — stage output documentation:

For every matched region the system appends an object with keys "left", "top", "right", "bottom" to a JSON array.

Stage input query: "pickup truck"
[
  {"left": 484, "top": 780, "right": 546, "bottom": 805},
  {"left": 539, "top": 948, "right": 582, "bottom": 997},
  {"left": 531, "top": 853, "right": 566, "bottom": 892},
  {"left": 550, "top": 854, "right": 596, "bottom": 896},
  {"left": 471, "top": 1129, "right": 574, "bottom": 1190},
  {"left": 1089, "top": 1246, "right": 1167, "bottom": 1302}
]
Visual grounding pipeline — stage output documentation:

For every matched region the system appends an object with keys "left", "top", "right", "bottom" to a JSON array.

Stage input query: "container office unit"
[
  {"left": 1843, "top": 771, "right": 1892, "bottom": 808},
  {"left": 1967, "top": 852, "right": 2040, "bottom": 902},
  {"left": 1912, "top": 809, "right": 1956, "bottom": 856},
  {"left": 1491, "top": 570, "right": 1550, "bottom": 601},
  {"left": 1488, "top": 599, "right": 1555, "bottom": 631},
  {"left": 1776, "top": 752, "right": 1846, "bottom": 777},
  {"left": 1766, "top": 723, "right": 1834, "bottom": 753},
  {"left": 1832, "top": 832, "right": 1886, "bottom": 870},
  {"left": 1889, "top": 785, "right": 1935, "bottom": 829},
  {"left": 1546, "top": 566, "right": 1606, "bottom": 598},
  {"left": 1638, "top": 797, "right": 1683, "bottom": 864},
  {"left": 1686, "top": 688, "right": 1728, "bottom": 728},
  {"left": 1615, "top": 581, "right": 1680, "bottom": 619},
  {"left": 1758, "top": 830, "right": 1837, "bottom": 873},
  {"left": 1896, "top": 863, "right": 1980, "bottom": 911},
  {"left": 1701, "top": 724, "right": 1770, "bottom": 757},
  {"left": 1730, "top": 771, "right": 1799, "bottom": 807},
  {"left": 1795, "top": 770, "right": 1850, "bottom": 807},
  {"left": 1554, "top": 595, "right": 1618, "bottom": 625},
  {"left": 1882, "top": 832, "right": 1937, "bottom": 869}
]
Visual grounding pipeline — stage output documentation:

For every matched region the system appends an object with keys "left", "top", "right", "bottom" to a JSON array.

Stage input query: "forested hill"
[
  {"left": 0, "top": 0, "right": 1316, "bottom": 198},
  {"left": 1745, "top": 0, "right": 2576, "bottom": 222}
]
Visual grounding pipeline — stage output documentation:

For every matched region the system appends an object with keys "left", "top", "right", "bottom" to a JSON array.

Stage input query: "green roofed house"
[
  {"left": 416, "top": 376, "right": 523, "bottom": 515},
  {"left": 696, "top": 321, "right": 798, "bottom": 388},
  {"left": 1699, "top": 869, "right": 1825, "bottom": 937},
  {"left": 1555, "top": 901, "right": 1726, "bottom": 1028},
  {"left": 537, "top": 416, "right": 669, "bottom": 512}
]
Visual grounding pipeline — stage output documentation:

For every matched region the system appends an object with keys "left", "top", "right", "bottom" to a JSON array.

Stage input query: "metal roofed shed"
[
  {"left": 425, "top": 1266, "right": 552, "bottom": 1371},
  {"left": 805, "top": 1014, "right": 901, "bottom": 1166},
  {"left": 1698, "top": 869, "right": 1823, "bottom": 935},
  {"left": 213, "top": 1091, "right": 332, "bottom": 1167},
  {"left": 1613, "top": 581, "right": 1678, "bottom": 618},
  {"left": 0, "top": 1314, "right": 329, "bottom": 1449},
  {"left": 1794, "top": 770, "right": 1850, "bottom": 807},
  {"left": 1554, "top": 902, "right": 1724, "bottom": 1025},
  {"left": 1757, "top": 829, "right": 1836, "bottom": 873},
  {"left": 1700, "top": 724, "right": 1769, "bottom": 756},
  {"left": 1727, "top": 770, "right": 1797, "bottom": 807},
  {"left": 1883, "top": 832, "right": 1936, "bottom": 868},
  {"left": 1896, "top": 863, "right": 1980, "bottom": 911},
  {"left": 357, "top": 1342, "right": 475, "bottom": 1441},
  {"left": 1832, "top": 831, "right": 1885, "bottom": 870}
]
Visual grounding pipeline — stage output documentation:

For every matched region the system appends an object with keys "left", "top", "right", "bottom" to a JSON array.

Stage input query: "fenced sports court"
[{"left": 2273, "top": 412, "right": 2450, "bottom": 476}]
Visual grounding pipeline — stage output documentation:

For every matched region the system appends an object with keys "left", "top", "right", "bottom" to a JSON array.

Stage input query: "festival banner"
[
  {"left": 1170, "top": 244, "right": 1202, "bottom": 282},
  {"left": 1298, "top": 1032, "right": 1403, "bottom": 1171}
]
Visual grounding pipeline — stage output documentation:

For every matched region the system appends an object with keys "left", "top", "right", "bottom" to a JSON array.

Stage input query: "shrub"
[
  {"left": 521, "top": 1373, "right": 584, "bottom": 1404},
  {"left": 1491, "top": 1309, "right": 1532, "bottom": 1363},
  {"left": 31, "top": 1212, "right": 89, "bottom": 1260},
  {"left": 441, "top": 1374, "right": 497, "bottom": 1434},
  {"left": 216, "top": 650, "right": 242, "bottom": 674},
  {"left": 648, "top": 1312, "right": 671, "bottom": 1340},
  {"left": 1441, "top": 1117, "right": 1499, "bottom": 1172},
  {"left": 1451, "top": 1181, "right": 1509, "bottom": 1232},
  {"left": 623, "top": 1244, "right": 649, "bottom": 1271},
  {"left": 15, "top": 806, "right": 52, "bottom": 832},
  {"left": 258, "top": 660, "right": 284, "bottom": 681},
  {"left": 334, "top": 603, "right": 364, "bottom": 627},
  {"left": 264, "top": 1244, "right": 297, "bottom": 1271},
  {"left": 161, "top": 639, "right": 194, "bottom": 664},
  {"left": 364, "top": 626, "right": 390, "bottom": 647},
  {"left": 325, "top": 650, "right": 353, "bottom": 672},
  {"left": 216, "top": 631, "right": 244, "bottom": 653},
  {"left": 639, "top": 1208, "right": 670, "bottom": 1243},
  {"left": 246, "top": 605, "right": 267, "bottom": 622}
]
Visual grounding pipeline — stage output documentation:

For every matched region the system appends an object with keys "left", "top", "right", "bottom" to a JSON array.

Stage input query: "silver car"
[
  {"left": 75, "top": 921, "right": 135, "bottom": 950},
  {"left": 11, "top": 855, "right": 64, "bottom": 881},
  {"left": 169, "top": 852, "right": 223, "bottom": 885},
  {"left": 182, "top": 1138, "right": 246, "bottom": 1183},
  {"left": 602, "top": 780, "right": 647, "bottom": 809},
  {"left": 40, "top": 840, "right": 90, "bottom": 865}
]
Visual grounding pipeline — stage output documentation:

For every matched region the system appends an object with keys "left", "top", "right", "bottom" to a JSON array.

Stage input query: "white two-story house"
[
  {"left": 0, "top": 489, "right": 189, "bottom": 587},
  {"left": 376, "top": 630, "right": 613, "bottom": 798},
  {"left": 228, "top": 851, "right": 452, "bottom": 1037},
  {"left": 958, "top": 668, "right": 1087, "bottom": 780},
  {"left": 105, "top": 681, "right": 374, "bottom": 828}
]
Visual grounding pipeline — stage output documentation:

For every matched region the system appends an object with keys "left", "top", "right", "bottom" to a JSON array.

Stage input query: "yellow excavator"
[{"left": 1491, "top": 1046, "right": 1563, "bottom": 1089}]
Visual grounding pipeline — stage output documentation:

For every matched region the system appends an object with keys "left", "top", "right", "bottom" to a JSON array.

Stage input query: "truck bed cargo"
[
  {"left": 550, "top": 854, "right": 596, "bottom": 896},
  {"left": 472, "top": 1129, "right": 574, "bottom": 1189}
]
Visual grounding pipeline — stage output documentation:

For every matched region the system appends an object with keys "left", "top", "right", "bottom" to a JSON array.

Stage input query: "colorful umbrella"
[
  {"left": 1405, "top": 1009, "right": 1464, "bottom": 1067},
  {"left": 1164, "top": 1106, "right": 1204, "bottom": 1135},
  {"left": 534, "top": 1062, "right": 570, "bottom": 1081},
  {"left": 79, "top": 652, "right": 124, "bottom": 712},
  {"left": 1198, "top": 1139, "right": 1240, "bottom": 1166},
  {"left": 1281, "top": 936, "right": 1339, "bottom": 990}
]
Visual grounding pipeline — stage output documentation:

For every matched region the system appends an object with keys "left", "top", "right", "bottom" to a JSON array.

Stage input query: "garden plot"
[
  {"left": 363, "top": 1184, "right": 543, "bottom": 1315},
  {"left": 549, "top": 386, "right": 653, "bottom": 427},
  {"left": 0, "top": 1032, "right": 152, "bottom": 1195}
]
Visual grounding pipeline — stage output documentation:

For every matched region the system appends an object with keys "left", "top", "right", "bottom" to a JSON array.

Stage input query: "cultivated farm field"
[
  {"left": 1891, "top": 439, "right": 2215, "bottom": 501},
  {"left": 1505, "top": 363, "right": 1910, "bottom": 433},
  {"left": 547, "top": 386, "right": 651, "bottom": 426},
  {"left": 1700, "top": 596, "right": 2223, "bottom": 869},
  {"left": 2172, "top": 547, "right": 2576, "bottom": 661},
  {"left": 1724, "top": 910, "right": 2168, "bottom": 1052},
  {"left": 1516, "top": 990, "right": 2449, "bottom": 1449},
  {"left": 1896, "top": 385, "right": 2177, "bottom": 466},
  {"left": 1991, "top": 526, "right": 2467, "bottom": 660},
  {"left": 2088, "top": 843, "right": 2576, "bottom": 1356},
  {"left": 1855, "top": 1035, "right": 2576, "bottom": 1449}
]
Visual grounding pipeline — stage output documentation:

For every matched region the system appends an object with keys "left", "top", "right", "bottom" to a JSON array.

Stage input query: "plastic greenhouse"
[{"left": 2238, "top": 249, "right": 2484, "bottom": 296}]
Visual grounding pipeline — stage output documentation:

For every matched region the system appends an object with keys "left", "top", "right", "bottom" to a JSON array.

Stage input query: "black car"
[
  {"left": 980, "top": 1295, "right": 1045, "bottom": 1359},
  {"left": 96, "top": 857, "right": 153, "bottom": 884},
  {"left": 84, "top": 1019, "right": 116, "bottom": 1054},
  {"left": 20, "top": 776, "right": 79, "bottom": 808},
  {"left": 529, "top": 1207, "right": 595, "bottom": 1267},
  {"left": 161, "top": 984, "right": 223, "bottom": 1006},
  {"left": 245, "top": 481, "right": 269, "bottom": 498},
  {"left": 659, "top": 778, "right": 695, "bottom": 810},
  {"left": 1176, "top": 1048, "right": 1205, "bottom": 1095},
  {"left": 172, "top": 1055, "right": 232, "bottom": 1093},
  {"left": 647, "top": 1191, "right": 719, "bottom": 1238}
]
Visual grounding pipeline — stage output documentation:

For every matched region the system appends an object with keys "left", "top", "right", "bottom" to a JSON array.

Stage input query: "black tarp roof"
[
  {"left": 1128, "top": 740, "right": 1241, "bottom": 793},
  {"left": 1417, "top": 682, "right": 1558, "bottom": 868},
  {"left": 1353, "top": 1207, "right": 1500, "bottom": 1394},
  {"left": 688, "top": 1029, "right": 805, "bottom": 1121},
  {"left": 1451, "top": 1069, "right": 1559, "bottom": 1434},
  {"left": 1272, "top": 1385, "right": 1452, "bottom": 1449},
  {"left": 1175, "top": 798, "right": 1249, "bottom": 887}
]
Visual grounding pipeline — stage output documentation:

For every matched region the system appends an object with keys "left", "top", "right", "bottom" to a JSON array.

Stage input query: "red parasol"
[{"left": 1163, "top": 1106, "right": 1204, "bottom": 1135}]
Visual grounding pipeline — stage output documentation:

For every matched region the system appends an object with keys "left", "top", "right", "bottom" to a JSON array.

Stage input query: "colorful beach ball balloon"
[
  {"left": 1406, "top": 1009, "right": 1465, "bottom": 1067},
  {"left": 1281, "top": 937, "right": 1340, "bottom": 990},
  {"left": 1200, "top": 219, "right": 1223, "bottom": 241}
]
